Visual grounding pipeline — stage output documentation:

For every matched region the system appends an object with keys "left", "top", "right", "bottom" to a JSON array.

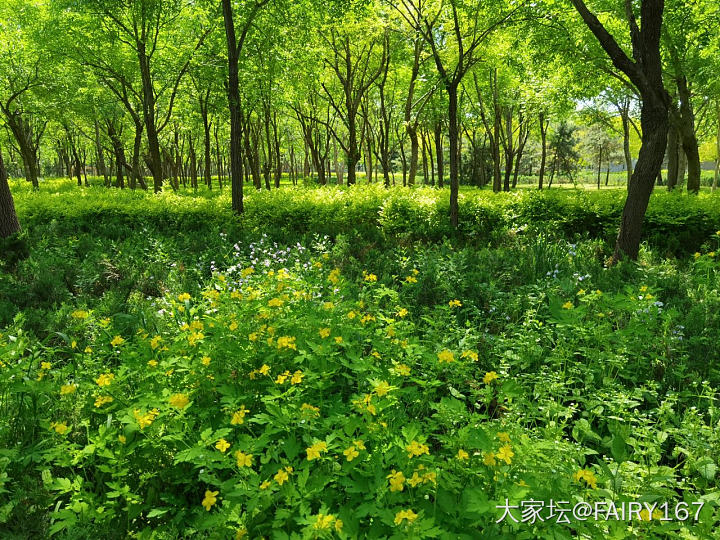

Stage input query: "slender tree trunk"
[
  {"left": 223, "top": 0, "right": 244, "bottom": 214},
  {"left": 667, "top": 119, "right": 679, "bottom": 190},
  {"left": 434, "top": 121, "right": 444, "bottom": 188},
  {"left": 539, "top": 113, "right": 548, "bottom": 190},
  {"left": 621, "top": 105, "right": 633, "bottom": 185},
  {"left": 447, "top": 84, "right": 459, "bottom": 227},
  {"left": 0, "top": 145, "right": 21, "bottom": 238},
  {"left": 714, "top": 100, "right": 720, "bottom": 192},
  {"left": 676, "top": 76, "right": 700, "bottom": 193}
]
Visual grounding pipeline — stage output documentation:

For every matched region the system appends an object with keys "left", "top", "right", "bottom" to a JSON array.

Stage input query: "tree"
[
  {"left": 568, "top": 0, "right": 670, "bottom": 261},
  {"left": 391, "top": 0, "right": 517, "bottom": 226},
  {"left": 0, "top": 143, "right": 21, "bottom": 238},
  {"left": 223, "top": 0, "right": 271, "bottom": 214}
]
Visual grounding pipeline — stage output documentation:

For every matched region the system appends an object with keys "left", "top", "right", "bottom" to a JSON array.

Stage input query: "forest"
[{"left": 1, "top": 0, "right": 720, "bottom": 538}]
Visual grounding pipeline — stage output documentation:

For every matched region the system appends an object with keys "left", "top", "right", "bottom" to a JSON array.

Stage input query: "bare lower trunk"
[{"left": 0, "top": 146, "right": 21, "bottom": 238}]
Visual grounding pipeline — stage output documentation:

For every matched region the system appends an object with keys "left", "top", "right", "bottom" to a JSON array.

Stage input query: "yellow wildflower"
[
  {"left": 387, "top": 469, "right": 405, "bottom": 492},
  {"left": 95, "top": 373, "right": 115, "bottom": 387},
  {"left": 41, "top": 362, "right": 52, "bottom": 370},
  {"left": 562, "top": 301, "right": 573, "bottom": 310},
  {"left": 147, "top": 359, "right": 158, "bottom": 367},
  {"left": 50, "top": 422, "right": 69, "bottom": 435},
  {"left": 374, "top": 380, "right": 391, "bottom": 397},
  {"left": 118, "top": 435, "right": 126, "bottom": 444},
  {"left": 231, "top": 405, "right": 249, "bottom": 425},
  {"left": 498, "top": 432, "right": 511, "bottom": 443},
  {"left": 573, "top": 469, "right": 597, "bottom": 489},
  {"left": 395, "top": 363, "right": 411, "bottom": 376},
  {"left": 364, "top": 273, "right": 378, "bottom": 282},
  {"left": 397, "top": 308, "right": 409, "bottom": 318},
  {"left": 497, "top": 444, "right": 514, "bottom": 465},
  {"left": 483, "top": 452, "right": 496, "bottom": 466},
  {"left": 306, "top": 441, "right": 328, "bottom": 461},
  {"left": 259, "top": 480, "right": 271, "bottom": 490},
  {"left": 110, "top": 335, "right": 125, "bottom": 347},
  {"left": 94, "top": 395, "right": 113, "bottom": 408},
  {"left": 334, "top": 336, "right": 343, "bottom": 344},
  {"left": 201, "top": 490, "right": 218, "bottom": 511},
  {"left": 483, "top": 371, "right": 499, "bottom": 384},
  {"left": 274, "top": 468, "right": 289, "bottom": 485},
  {"left": 215, "top": 438, "right": 231, "bottom": 453},
  {"left": 457, "top": 449, "right": 469, "bottom": 461},
  {"left": 406, "top": 440, "right": 430, "bottom": 458},
  {"left": 343, "top": 446, "right": 359, "bottom": 462},
  {"left": 60, "top": 384, "right": 77, "bottom": 395},
  {"left": 394, "top": 509, "right": 418, "bottom": 525},
  {"left": 313, "top": 513, "right": 335, "bottom": 530},
  {"left": 234, "top": 450, "right": 253, "bottom": 468},
  {"left": 276, "top": 336, "right": 297, "bottom": 350},
  {"left": 319, "top": 327, "right": 331, "bottom": 338},
  {"left": 201, "top": 356, "right": 211, "bottom": 366},
  {"left": 448, "top": 299, "right": 462, "bottom": 307},
  {"left": 268, "top": 297, "right": 284, "bottom": 307},
  {"left": 178, "top": 293, "right": 191, "bottom": 302},
  {"left": 461, "top": 350, "right": 478, "bottom": 362},
  {"left": 405, "top": 275, "right": 417, "bottom": 283},
  {"left": 169, "top": 393, "right": 190, "bottom": 409},
  {"left": 437, "top": 349, "right": 455, "bottom": 363},
  {"left": 70, "top": 310, "right": 89, "bottom": 319}
]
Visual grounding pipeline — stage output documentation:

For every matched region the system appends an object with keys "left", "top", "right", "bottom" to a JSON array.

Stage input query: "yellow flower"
[
  {"left": 406, "top": 440, "right": 430, "bottom": 458},
  {"left": 319, "top": 327, "right": 331, "bottom": 338},
  {"left": 483, "top": 371, "right": 498, "bottom": 384},
  {"left": 291, "top": 370, "right": 304, "bottom": 384},
  {"left": 562, "top": 301, "right": 573, "bottom": 309},
  {"left": 215, "top": 438, "right": 231, "bottom": 453},
  {"left": 301, "top": 403, "right": 320, "bottom": 417},
  {"left": 306, "top": 441, "right": 328, "bottom": 461},
  {"left": 710, "top": 252, "right": 716, "bottom": 258},
  {"left": 94, "top": 395, "right": 113, "bottom": 408},
  {"left": 483, "top": 452, "right": 496, "bottom": 466},
  {"left": 70, "top": 310, "right": 89, "bottom": 319},
  {"left": 498, "top": 432, "right": 511, "bottom": 443},
  {"left": 274, "top": 468, "right": 290, "bottom": 485},
  {"left": 229, "top": 321, "right": 238, "bottom": 331},
  {"left": 323, "top": 301, "right": 334, "bottom": 310},
  {"left": 639, "top": 285, "right": 648, "bottom": 293},
  {"left": 408, "top": 471, "right": 423, "bottom": 487},
  {"left": 133, "top": 408, "right": 159, "bottom": 429},
  {"left": 147, "top": 359, "right": 158, "bottom": 367},
  {"left": 235, "top": 527, "right": 247, "bottom": 540},
  {"left": 60, "top": 384, "right": 77, "bottom": 395},
  {"left": 354, "top": 440, "right": 366, "bottom": 450},
  {"left": 99, "top": 317, "right": 110, "bottom": 327},
  {"left": 201, "top": 356, "right": 211, "bottom": 366},
  {"left": 95, "top": 373, "right": 115, "bottom": 387},
  {"left": 397, "top": 308, "right": 409, "bottom": 318},
  {"left": 405, "top": 276, "right": 417, "bottom": 283},
  {"left": 50, "top": 422, "right": 69, "bottom": 435},
  {"left": 169, "top": 393, "right": 190, "bottom": 409},
  {"left": 41, "top": 362, "right": 52, "bottom": 370},
  {"left": 573, "top": 469, "right": 597, "bottom": 489},
  {"left": 276, "top": 336, "right": 297, "bottom": 350},
  {"left": 241, "top": 267, "right": 254, "bottom": 277},
  {"left": 497, "top": 444, "right": 514, "bottom": 465},
  {"left": 343, "top": 446, "right": 360, "bottom": 461},
  {"left": 71, "top": 340, "right": 77, "bottom": 349},
  {"left": 461, "top": 350, "right": 479, "bottom": 362},
  {"left": 118, "top": 435, "right": 126, "bottom": 444},
  {"left": 313, "top": 513, "right": 336, "bottom": 530},
  {"left": 178, "top": 293, "right": 191, "bottom": 302},
  {"left": 231, "top": 405, "right": 249, "bottom": 425},
  {"left": 374, "top": 380, "right": 391, "bottom": 397},
  {"left": 110, "top": 335, "right": 125, "bottom": 347},
  {"left": 190, "top": 320, "right": 204, "bottom": 331},
  {"left": 234, "top": 450, "right": 253, "bottom": 468},
  {"left": 248, "top": 332, "right": 258, "bottom": 342},
  {"left": 437, "top": 349, "right": 455, "bottom": 363},
  {"left": 328, "top": 268, "right": 340, "bottom": 284},
  {"left": 258, "top": 364, "right": 270, "bottom": 376},
  {"left": 578, "top": 289, "right": 586, "bottom": 295},
  {"left": 364, "top": 273, "right": 378, "bottom": 282},
  {"left": 394, "top": 509, "right": 418, "bottom": 525},
  {"left": 259, "top": 480, "right": 271, "bottom": 490},
  {"left": 201, "top": 490, "right": 218, "bottom": 511},
  {"left": 347, "top": 310, "right": 357, "bottom": 319},
  {"left": 334, "top": 518, "right": 343, "bottom": 532},
  {"left": 334, "top": 336, "right": 343, "bottom": 344},
  {"left": 275, "top": 371, "right": 290, "bottom": 384},
  {"left": 448, "top": 299, "right": 462, "bottom": 307},
  {"left": 84, "top": 347, "right": 93, "bottom": 353},
  {"left": 387, "top": 469, "right": 405, "bottom": 492},
  {"left": 457, "top": 449, "right": 469, "bottom": 461},
  {"left": 395, "top": 363, "right": 411, "bottom": 376}
]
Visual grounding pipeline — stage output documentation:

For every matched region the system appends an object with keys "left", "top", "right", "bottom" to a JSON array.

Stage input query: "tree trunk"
[
  {"left": 0, "top": 145, "right": 21, "bottom": 238},
  {"left": 434, "top": 121, "right": 444, "bottom": 188},
  {"left": 676, "top": 76, "right": 700, "bottom": 193},
  {"left": 666, "top": 118, "right": 679, "bottom": 190},
  {"left": 447, "top": 85, "right": 459, "bottom": 227},
  {"left": 539, "top": 113, "right": 548, "bottom": 190},
  {"left": 621, "top": 106, "right": 633, "bottom": 185}
]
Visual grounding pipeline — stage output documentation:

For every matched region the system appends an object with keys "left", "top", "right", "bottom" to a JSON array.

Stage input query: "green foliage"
[{"left": 2, "top": 182, "right": 720, "bottom": 537}]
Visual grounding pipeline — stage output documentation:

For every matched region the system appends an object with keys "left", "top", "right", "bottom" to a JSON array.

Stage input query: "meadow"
[{"left": 1, "top": 179, "right": 720, "bottom": 538}]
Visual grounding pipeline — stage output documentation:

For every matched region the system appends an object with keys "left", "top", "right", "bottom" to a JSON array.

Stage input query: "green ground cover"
[{"left": 1, "top": 180, "right": 719, "bottom": 538}]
